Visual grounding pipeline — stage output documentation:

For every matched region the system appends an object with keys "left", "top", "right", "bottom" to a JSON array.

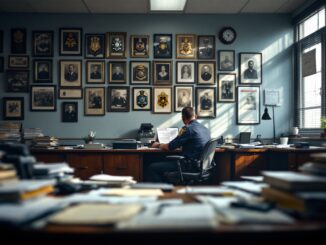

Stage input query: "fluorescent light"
[{"left": 150, "top": 0, "right": 187, "bottom": 11}]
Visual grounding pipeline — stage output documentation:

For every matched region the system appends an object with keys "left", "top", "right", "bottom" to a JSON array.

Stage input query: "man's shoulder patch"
[{"left": 178, "top": 126, "right": 187, "bottom": 136}]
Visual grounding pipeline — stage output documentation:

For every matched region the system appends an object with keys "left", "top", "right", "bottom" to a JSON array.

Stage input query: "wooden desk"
[{"left": 31, "top": 147, "right": 326, "bottom": 182}]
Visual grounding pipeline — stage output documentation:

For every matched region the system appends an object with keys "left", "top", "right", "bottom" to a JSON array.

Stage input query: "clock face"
[{"left": 219, "top": 27, "right": 236, "bottom": 44}]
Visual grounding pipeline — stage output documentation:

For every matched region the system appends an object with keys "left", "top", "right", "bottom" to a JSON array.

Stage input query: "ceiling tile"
[
  {"left": 84, "top": 0, "right": 149, "bottom": 13},
  {"left": 0, "top": 0, "right": 34, "bottom": 12},
  {"left": 276, "top": 0, "right": 309, "bottom": 13},
  {"left": 27, "top": 0, "right": 89, "bottom": 13},
  {"left": 185, "top": 0, "right": 248, "bottom": 14},
  {"left": 241, "top": 0, "right": 288, "bottom": 13}
]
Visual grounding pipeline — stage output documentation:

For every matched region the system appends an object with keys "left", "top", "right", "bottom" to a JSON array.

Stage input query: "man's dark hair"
[{"left": 182, "top": 107, "right": 195, "bottom": 120}]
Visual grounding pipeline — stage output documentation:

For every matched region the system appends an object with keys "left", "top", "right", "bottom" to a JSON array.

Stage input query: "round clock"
[{"left": 219, "top": 27, "right": 237, "bottom": 45}]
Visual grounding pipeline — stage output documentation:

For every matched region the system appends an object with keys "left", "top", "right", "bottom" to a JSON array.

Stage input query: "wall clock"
[{"left": 219, "top": 27, "right": 237, "bottom": 45}]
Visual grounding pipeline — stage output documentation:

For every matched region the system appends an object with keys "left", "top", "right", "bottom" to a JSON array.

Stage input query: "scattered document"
[
  {"left": 177, "top": 186, "right": 234, "bottom": 196},
  {"left": 100, "top": 188, "right": 164, "bottom": 197},
  {"left": 196, "top": 195, "right": 238, "bottom": 208},
  {"left": 157, "top": 128, "right": 178, "bottom": 144},
  {"left": 90, "top": 174, "right": 133, "bottom": 182},
  {"left": 240, "top": 176, "right": 264, "bottom": 182},
  {"left": 221, "top": 181, "right": 269, "bottom": 195}
]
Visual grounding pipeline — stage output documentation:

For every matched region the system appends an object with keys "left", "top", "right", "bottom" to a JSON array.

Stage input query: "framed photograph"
[
  {"left": 176, "top": 61, "right": 196, "bottom": 84},
  {"left": 174, "top": 86, "right": 194, "bottom": 112},
  {"left": 86, "top": 60, "right": 105, "bottom": 84},
  {"left": 0, "top": 57, "right": 3, "bottom": 72},
  {"left": 239, "top": 52, "right": 262, "bottom": 84},
  {"left": 153, "top": 61, "right": 172, "bottom": 85},
  {"left": 85, "top": 34, "right": 105, "bottom": 58},
  {"left": 106, "top": 32, "right": 127, "bottom": 59},
  {"left": 59, "top": 88, "right": 83, "bottom": 99},
  {"left": 33, "top": 59, "right": 52, "bottom": 83},
  {"left": 2, "top": 97, "right": 24, "bottom": 120},
  {"left": 11, "top": 28, "right": 26, "bottom": 54},
  {"left": 6, "top": 70, "right": 29, "bottom": 92},
  {"left": 108, "top": 87, "right": 130, "bottom": 112},
  {"left": 195, "top": 87, "right": 216, "bottom": 118},
  {"left": 32, "top": 31, "right": 54, "bottom": 57},
  {"left": 132, "top": 87, "right": 151, "bottom": 111},
  {"left": 130, "top": 35, "right": 149, "bottom": 58},
  {"left": 198, "top": 35, "right": 215, "bottom": 59},
  {"left": 30, "top": 85, "right": 56, "bottom": 111},
  {"left": 8, "top": 55, "right": 29, "bottom": 69},
  {"left": 197, "top": 61, "right": 216, "bottom": 85},
  {"left": 153, "top": 34, "right": 172, "bottom": 59},
  {"left": 0, "top": 30, "right": 3, "bottom": 53},
  {"left": 153, "top": 87, "right": 172, "bottom": 114},
  {"left": 59, "top": 28, "right": 82, "bottom": 56},
  {"left": 218, "top": 50, "right": 235, "bottom": 71},
  {"left": 84, "top": 87, "right": 105, "bottom": 116},
  {"left": 237, "top": 86, "right": 260, "bottom": 125},
  {"left": 176, "top": 34, "right": 196, "bottom": 59},
  {"left": 130, "top": 61, "right": 151, "bottom": 85},
  {"left": 59, "top": 60, "right": 82, "bottom": 87},
  {"left": 218, "top": 73, "right": 236, "bottom": 102},
  {"left": 109, "top": 61, "right": 126, "bottom": 84},
  {"left": 62, "top": 102, "right": 78, "bottom": 123}
]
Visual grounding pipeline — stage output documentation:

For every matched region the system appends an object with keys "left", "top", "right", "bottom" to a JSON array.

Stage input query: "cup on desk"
[{"left": 280, "top": 137, "right": 288, "bottom": 145}]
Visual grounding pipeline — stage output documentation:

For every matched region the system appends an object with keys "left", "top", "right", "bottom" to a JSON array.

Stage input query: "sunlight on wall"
[
  {"left": 157, "top": 113, "right": 182, "bottom": 128},
  {"left": 262, "top": 33, "right": 292, "bottom": 64}
]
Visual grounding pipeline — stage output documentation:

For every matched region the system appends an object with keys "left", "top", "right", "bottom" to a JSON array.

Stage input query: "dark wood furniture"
[{"left": 31, "top": 147, "right": 326, "bottom": 182}]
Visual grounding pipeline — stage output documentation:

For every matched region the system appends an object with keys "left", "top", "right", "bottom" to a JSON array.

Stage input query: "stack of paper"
[
  {"left": 89, "top": 174, "right": 135, "bottom": 187},
  {"left": 177, "top": 186, "right": 234, "bottom": 196},
  {"left": 100, "top": 188, "right": 163, "bottom": 197}
]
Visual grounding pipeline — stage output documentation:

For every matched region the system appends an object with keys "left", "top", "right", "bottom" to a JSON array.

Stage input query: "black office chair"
[{"left": 163, "top": 138, "right": 218, "bottom": 185}]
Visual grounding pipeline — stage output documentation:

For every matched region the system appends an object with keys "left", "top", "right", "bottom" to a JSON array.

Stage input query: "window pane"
[
  {"left": 301, "top": 108, "right": 321, "bottom": 128},
  {"left": 298, "top": 7, "right": 325, "bottom": 40},
  {"left": 303, "top": 72, "right": 322, "bottom": 108},
  {"left": 318, "top": 8, "right": 325, "bottom": 29}
]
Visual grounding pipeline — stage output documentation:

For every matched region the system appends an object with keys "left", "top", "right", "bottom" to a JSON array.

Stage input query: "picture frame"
[
  {"left": 30, "top": 85, "right": 56, "bottom": 111},
  {"left": 239, "top": 52, "right": 262, "bottom": 84},
  {"left": 6, "top": 70, "right": 29, "bottom": 92},
  {"left": 109, "top": 61, "right": 127, "bottom": 84},
  {"left": 176, "top": 34, "right": 196, "bottom": 59},
  {"left": 130, "top": 35, "right": 149, "bottom": 58},
  {"left": 237, "top": 86, "right": 260, "bottom": 125},
  {"left": 86, "top": 60, "right": 105, "bottom": 84},
  {"left": 130, "top": 61, "right": 151, "bottom": 85},
  {"left": 62, "top": 102, "right": 78, "bottom": 123},
  {"left": 0, "top": 57, "right": 3, "bottom": 72},
  {"left": 195, "top": 87, "right": 216, "bottom": 118},
  {"left": 59, "top": 28, "right": 82, "bottom": 56},
  {"left": 11, "top": 28, "right": 27, "bottom": 54},
  {"left": 176, "top": 61, "right": 196, "bottom": 84},
  {"left": 218, "top": 73, "right": 236, "bottom": 102},
  {"left": 33, "top": 59, "right": 52, "bottom": 83},
  {"left": 132, "top": 87, "right": 152, "bottom": 111},
  {"left": 0, "top": 30, "right": 3, "bottom": 53},
  {"left": 59, "top": 60, "right": 82, "bottom": 87},
  {"left": 85, "top": 33, "right": 105, "bottom": 58},
  {"left": 174, "top": 86, "right": 194, "bottom": 112},
  {"left": 59, "top": 88, "right": 83, "bottom": 99},
  {"left": 32, "top": 31, "right": 54, "bottom": 57},
  {"left": 107, "top": 86, "right": 130, "bottom": 112},
  {"left": 197, "top": 35, "right": 215, "bottom": 59},
  {"left": 153, "top": 60, "right": 172, "bottom": 85},
  {"left": 153, "top": 34, "right": 172, "bottom": 59},
  {"left": 84, "top": 87, "right": 105, "bottom": 116},
  {"left": 8, "top": 55, "right": 29, "bottom": 69},
  {"left": 218, "top": 50, "right": 235, "bottom": 71},
  {"left": 2, "top": 97, "right": 24, "bottom": 120},
  {"left": 106, "top": 32, "right": 127, "bottom": 59},
  {"left": 153, "top": 87, "right": 172, "bottom": 114},
  {"left": 197, "top": 61, "right": 216, "bottom": 85}
]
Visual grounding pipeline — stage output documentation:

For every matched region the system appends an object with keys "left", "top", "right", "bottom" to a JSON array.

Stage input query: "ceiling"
[{"left": 0, "top": 0, "right": 311, "bottom": 14}]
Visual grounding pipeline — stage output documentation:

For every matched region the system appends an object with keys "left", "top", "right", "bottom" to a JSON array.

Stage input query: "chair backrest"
[{"left": 199, "top": 138, "right": 218, "bottom": 170}]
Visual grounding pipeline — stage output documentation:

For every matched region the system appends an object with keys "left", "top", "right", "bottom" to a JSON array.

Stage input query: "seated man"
[{"left": 146, "top": 107, "right": 211, "bottom": 182}]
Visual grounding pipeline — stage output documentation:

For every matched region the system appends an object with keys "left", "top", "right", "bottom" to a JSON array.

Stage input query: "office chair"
[{"left": 163, "top": 138, "right": 218, "bottom": 185}]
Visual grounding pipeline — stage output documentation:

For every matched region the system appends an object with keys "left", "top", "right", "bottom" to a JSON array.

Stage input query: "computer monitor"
[
  {"left": 239, "top": 132, "right": 251, "bottom": 144},
  {"left": 156, "top": 128, "right": 178, "bottom": 144}
]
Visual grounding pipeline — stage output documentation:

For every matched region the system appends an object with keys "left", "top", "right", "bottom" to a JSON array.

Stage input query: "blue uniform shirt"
[{"left": 168, "top": 120, "right": 211, "bottom": 159}]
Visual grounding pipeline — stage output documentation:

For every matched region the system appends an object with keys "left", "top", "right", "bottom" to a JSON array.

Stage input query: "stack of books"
[
  {"left": 0, "top": 164, "right": 17, "bottom": 182},
  {"left": 0, "top": 122, "right": 22, "bottom": 143},
  {"left": 32, "top": 136, "right": 59, "bottom": 149},
  {"left": 23, "top": 128, "right": 44, "bottom": 140},
  {"left": 299, "top": 153, "right": 326, "bottom": 176},
  {"left": 262, "top": 170, "right": 326, "bottom": 218},
  {"left": 33, "top": 162, "right": 74, "bottom": 180}
]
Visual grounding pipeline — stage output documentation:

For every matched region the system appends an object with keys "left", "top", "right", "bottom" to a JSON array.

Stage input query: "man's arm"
[{"left": 151, "top": 142, "right": 169, "bottom": 151}]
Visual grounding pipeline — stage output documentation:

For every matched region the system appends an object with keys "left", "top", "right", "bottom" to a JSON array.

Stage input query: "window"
[{"left": 295, "top": 6, "right": 325, "bottom": 132}]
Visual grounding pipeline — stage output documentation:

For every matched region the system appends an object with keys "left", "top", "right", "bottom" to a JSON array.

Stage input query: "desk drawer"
[
  {"left": 103, "top": 154, "right": 142, "bottom": 181},
  {"left": 234, "top": 153, "right": 267, "bottom": 178},
  {"left": 66, "top": 153, "right": 102, "bottom": 180}
]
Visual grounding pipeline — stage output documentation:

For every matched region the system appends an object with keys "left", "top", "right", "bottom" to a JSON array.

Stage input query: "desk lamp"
[{"left": 262, "top": 106, "right": 276, "bottom": 144}]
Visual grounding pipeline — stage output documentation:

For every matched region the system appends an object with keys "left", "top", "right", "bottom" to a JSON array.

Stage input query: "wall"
[{"left": 0, "top": 13, "right": 294, "bottom": 140}]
